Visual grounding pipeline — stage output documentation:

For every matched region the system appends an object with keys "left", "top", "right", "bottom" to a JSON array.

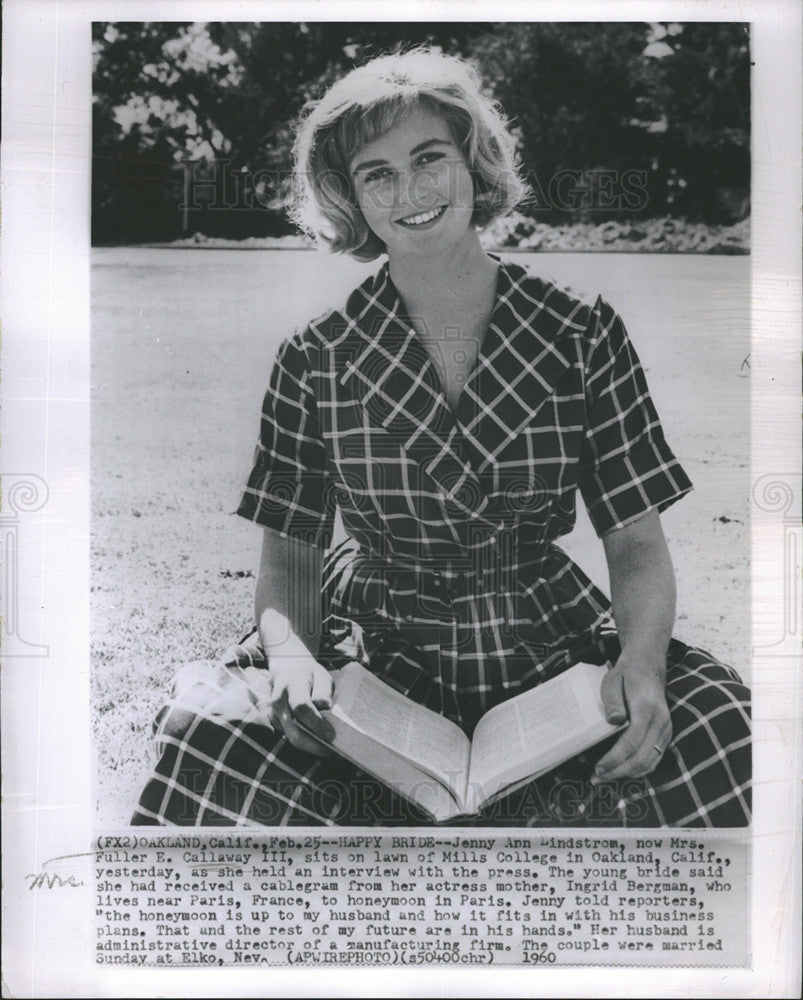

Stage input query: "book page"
[
  {"left": 467, "top": 663, "right": 622, "bottom": 809},
  {"left": 330, "top": 663, "right": 471, "bottom": 806},
  {"left": 315, "top": 713, "right": 463, "bottom": 822}
]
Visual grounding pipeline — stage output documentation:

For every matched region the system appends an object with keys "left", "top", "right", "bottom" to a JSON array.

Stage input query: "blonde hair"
[{"left": 290, "top": 48, "right": 527, "bottom": 261}]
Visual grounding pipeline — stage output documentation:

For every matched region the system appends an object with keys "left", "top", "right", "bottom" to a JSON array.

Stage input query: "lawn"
[{"left": 91, "top": 248, "right": 750, "bottom": 825}]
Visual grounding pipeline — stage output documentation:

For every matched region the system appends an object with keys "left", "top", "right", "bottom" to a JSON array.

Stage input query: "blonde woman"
[{"left": 133, "top": 49, "right": 750, "bottom": 827}]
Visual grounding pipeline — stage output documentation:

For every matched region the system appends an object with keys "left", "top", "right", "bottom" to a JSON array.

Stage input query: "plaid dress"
[{"left": 132, "top": 258, "right": 750, "bottom": 828}]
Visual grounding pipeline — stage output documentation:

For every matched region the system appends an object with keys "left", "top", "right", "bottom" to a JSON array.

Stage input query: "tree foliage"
[{"left": 92, "top": 21, "right": 750, "bottom": 243}]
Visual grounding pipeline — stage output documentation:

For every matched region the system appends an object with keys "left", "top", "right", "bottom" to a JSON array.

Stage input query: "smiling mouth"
[{"left": 396, "top": 205, "right": 447, "bottom": 228}]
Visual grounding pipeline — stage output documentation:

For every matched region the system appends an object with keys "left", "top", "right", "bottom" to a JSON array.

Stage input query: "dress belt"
[
  {"left": 350, "top": 545, "right": 549, "bottom": 578},
  {"left": 352, "top": 550, "right": 489, "bottom": 578}
]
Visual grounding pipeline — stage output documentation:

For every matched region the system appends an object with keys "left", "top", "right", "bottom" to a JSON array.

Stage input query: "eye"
[
  {"left": 361, "top": 166, "right": 393, "bottom": 185},
  {"left": 416, "top": 150, "right": 446, "bottom": 167}
]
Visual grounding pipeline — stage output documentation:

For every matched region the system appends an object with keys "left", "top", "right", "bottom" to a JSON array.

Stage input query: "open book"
[{"left": 301, "top": 661, "right": 625, "bottom": 822}]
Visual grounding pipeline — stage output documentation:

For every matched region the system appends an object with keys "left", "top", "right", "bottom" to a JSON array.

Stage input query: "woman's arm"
[
  {"left": 255, "top": 526, "right": 334, "bottom": 755},
  {"left": 592, "top": 508, "right": 674, "bottom": 782}
]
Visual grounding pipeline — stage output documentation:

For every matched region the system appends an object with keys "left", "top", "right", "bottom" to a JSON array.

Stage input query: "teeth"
[{"left": 398, "top": 206, "right": 445, "bottom": 227}]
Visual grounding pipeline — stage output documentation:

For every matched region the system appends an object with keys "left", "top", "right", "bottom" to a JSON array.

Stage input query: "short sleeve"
[
  {"left": 578, "top": 297, "right": 693, "bottom": 537},
  {"left": 236, "top": 332, "right": 335, "bottom": 546}
]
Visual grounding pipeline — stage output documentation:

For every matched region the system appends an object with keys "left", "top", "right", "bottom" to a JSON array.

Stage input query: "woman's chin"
[{"left": 388, "top": 223, "right": 479, "bottom": 263}]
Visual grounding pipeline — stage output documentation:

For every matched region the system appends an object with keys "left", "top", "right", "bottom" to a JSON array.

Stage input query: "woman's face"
[{"left": 348, "top": 104, "right": 476, "bottom": 262}]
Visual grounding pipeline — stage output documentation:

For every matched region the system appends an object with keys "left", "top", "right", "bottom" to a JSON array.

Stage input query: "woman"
[{"left": 132, "top": 48, "right": 750, "bottom": 828}]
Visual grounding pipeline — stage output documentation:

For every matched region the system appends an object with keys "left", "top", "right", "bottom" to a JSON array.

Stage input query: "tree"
[
  {"left": 641, "top": 22, "right": 750, "bottom": 221},
  {"left": 92, "top": 21, "right": 751, "bottom": 243},
  {"left": 92, "top": 22, "right": 486, "bottom": 240},
  {"left": 470, "top": 23, "right": 652, "bottom": 221}
]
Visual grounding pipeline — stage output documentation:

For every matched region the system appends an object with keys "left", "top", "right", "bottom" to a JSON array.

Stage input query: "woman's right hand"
[{"left": 267, "top": 655, "right": 336, "bottom": 756}]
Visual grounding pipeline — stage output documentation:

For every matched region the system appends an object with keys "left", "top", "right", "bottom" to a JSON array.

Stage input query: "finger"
[
  {"left": 284, "top": 721, "right": 334, "bottom": 756},
  {"left": 283, "top": 673, "right": 333, "bottom": 739},
  {"left": 600, "top": 669, "right": 628, "bottom": 725},
  {"left": 595, "top": 717, "right": 670, "bottom": 782},
  {"left": 592, "top": 728, "right": 644, "bottom": 781},
  {"left": 285, "top": 672, "right": 314, "bottom": 714},
  {"left": 648, "top": 722, "right": 673, "bottom": 769},
  {"left": 269, "top": 693, "right": 301, "bottom": 740},
  {"left": 242, "top": 666, "right": 273, "bottom": 704},
  {"left": 294, "top": 703, "right": 335, "bottom": 742},
  {"left": 310, "top": 667, "right": 334, "bottom": 709},
  {"left": 593, "top": 700, "right": 653, "bottom": 776},
  {"left": 268, "top": 672, "right": 289, "bottom": 705},
  {"left": 276, "top": 700, "right": 333, "bottom": 756}
]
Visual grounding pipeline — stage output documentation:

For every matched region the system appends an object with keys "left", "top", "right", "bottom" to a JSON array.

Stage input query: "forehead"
[{"left": 348, "top": 105, "right": 453, "bottom": 169}]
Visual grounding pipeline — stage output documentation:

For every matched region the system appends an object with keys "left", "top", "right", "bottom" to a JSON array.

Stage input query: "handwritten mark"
[
  {"left": 25, "top": 851, "right": 93, "bottom": 889},
  {"left": 25, "top": 871, "right": 84, "bottom": 890}
]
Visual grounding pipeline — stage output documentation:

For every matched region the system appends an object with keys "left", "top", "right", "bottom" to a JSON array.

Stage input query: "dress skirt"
[{"left": 131, "top": 553, "right": 751, "bottom": 830}]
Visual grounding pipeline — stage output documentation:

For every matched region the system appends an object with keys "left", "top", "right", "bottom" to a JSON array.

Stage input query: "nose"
[{"left": 394, "top": 168, "right": 440, "bottom": 216}]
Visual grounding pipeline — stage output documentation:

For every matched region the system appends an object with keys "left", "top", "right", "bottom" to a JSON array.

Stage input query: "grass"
[{"left": 91, "top": 248, "right": 750, "bottom": 825}]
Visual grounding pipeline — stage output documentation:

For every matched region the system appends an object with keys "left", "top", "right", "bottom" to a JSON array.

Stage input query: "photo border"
[{"left": 2, "top": 1, "right": 800, "bottom": 996}]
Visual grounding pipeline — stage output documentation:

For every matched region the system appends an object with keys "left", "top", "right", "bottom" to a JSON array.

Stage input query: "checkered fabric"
[{"left": 132, "top": 258, "right": 750, "bottom": 827}]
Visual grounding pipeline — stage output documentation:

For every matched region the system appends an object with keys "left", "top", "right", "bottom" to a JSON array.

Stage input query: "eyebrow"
[{"left": 351, "top": 138, "right": 452, "bottom": 175}]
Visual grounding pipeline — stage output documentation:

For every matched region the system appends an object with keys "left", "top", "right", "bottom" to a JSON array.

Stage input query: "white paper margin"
[{"left": 1, "top": 1, "right": 800, "bottom": 997}]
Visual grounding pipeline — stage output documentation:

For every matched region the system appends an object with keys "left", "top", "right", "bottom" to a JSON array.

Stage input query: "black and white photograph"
[
  {"left": 2, "top": 1, "right": 801, "bottom": 995},
  {"left": 91, "top": 21, "right": 752, "bottom": 828}
]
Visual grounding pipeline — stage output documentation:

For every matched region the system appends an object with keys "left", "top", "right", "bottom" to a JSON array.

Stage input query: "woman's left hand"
[{"left": 592, "top": 650, "right": 672, "bottom": 783}]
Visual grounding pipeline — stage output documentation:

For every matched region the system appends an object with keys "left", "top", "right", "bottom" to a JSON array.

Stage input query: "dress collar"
[{"left": 335, "top": 256, "right": 580, "bottom": 528}]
